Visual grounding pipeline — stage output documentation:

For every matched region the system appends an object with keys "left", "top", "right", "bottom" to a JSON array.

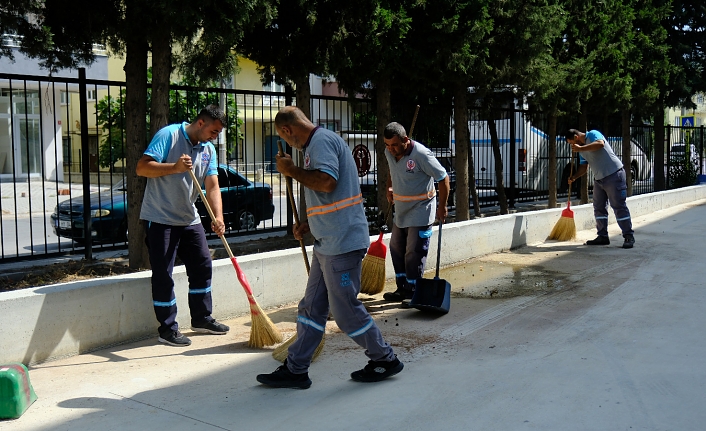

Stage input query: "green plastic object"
[{"left": 0, "top": 363, "right": 37, "bottom": 419}]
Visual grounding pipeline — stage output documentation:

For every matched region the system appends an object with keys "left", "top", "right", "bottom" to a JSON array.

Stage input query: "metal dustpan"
[{"left": 410, "top": 221, "right": 451, "bottom": 314}]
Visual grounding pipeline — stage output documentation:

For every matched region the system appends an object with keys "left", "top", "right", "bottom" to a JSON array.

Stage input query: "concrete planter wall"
[{"left": 2, "top": 185, "right": 705, "bottom": 365}]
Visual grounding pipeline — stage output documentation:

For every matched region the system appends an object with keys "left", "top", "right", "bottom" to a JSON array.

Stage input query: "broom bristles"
[
  {"left": 547, "top": 215, "right": 577, "bottom": 241},
  {"left": 360, "top": 254, "right": 386, "bottom": 295},
  {"left": 272, "top": 333, "right": 326, "bottom": 363},
  {"left": 247, "top": 298, "right": 283, "bottom": 348}
]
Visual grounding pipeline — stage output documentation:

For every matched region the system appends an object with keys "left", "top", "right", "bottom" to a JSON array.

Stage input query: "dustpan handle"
[{"left": 435, "top": 220, "right": 443, "bottom": 278}]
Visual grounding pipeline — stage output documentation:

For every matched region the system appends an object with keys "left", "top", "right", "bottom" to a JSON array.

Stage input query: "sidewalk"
[{"left": 2, "top": 198, "right": 705, "bottom": 430}]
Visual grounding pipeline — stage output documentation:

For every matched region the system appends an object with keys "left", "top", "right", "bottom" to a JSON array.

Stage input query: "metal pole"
[{"left": 79, "top": 68, "right": 92, "bottom": 260}]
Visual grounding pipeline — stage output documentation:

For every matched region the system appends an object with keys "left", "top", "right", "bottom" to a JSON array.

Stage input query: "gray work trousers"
[
  {"left": 593, "top": 168, "right": 634, "bottom": 237},
  {"left": 287, "top": 248, "right": 395, "bottom": 374}
]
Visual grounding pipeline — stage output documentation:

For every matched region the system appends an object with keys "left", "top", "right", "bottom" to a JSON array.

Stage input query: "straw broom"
[
  {"left": 547, "top": 159, "right": 577, "bottom": 241},
  {"left": 360, "top": 105, "right": 420, "bottom": 295},
  {"left": 187, "top": 168, "right": 282, "bottom": 348},
  {"left": 272, "top": 142, "right": 325, "bottom": 363}
]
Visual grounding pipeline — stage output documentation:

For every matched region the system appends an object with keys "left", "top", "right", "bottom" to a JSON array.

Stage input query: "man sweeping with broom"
[
  {"left": 381, "top": 122, "right": 450, "bottom": 303},
  {"left": 256, "top": 106, "right": 403, "bottom": 389},
  {"left": 565, "top": 128, "right": 635, "bottom": 249}
]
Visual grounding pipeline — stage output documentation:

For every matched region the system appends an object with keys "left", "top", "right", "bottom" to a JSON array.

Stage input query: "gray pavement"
[{"left": 2, "top": 198, "right": 706, "bottom": 431}]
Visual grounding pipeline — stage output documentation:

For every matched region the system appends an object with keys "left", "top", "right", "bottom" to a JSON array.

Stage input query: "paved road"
[{"left": 3, "top": 199, "right": 705, "bottom": 431}]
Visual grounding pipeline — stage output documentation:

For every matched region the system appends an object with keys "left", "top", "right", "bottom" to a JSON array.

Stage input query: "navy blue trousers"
[{"left": 146, "top": 222, "right": 213, "bottom": 335}]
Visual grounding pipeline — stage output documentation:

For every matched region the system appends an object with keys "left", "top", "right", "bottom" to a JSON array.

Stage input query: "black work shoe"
[
  {"left": 622, "top": 234, "right": 635, "bottom": 249},
  {"left": 383, "top": 289, "right": 413, "bottom": 302},
  {"left": 158, "top": 330, "right": 192, "bottom": 347},
  {"left": 351, "top": 356, "right": 404, "bottom": 382},
  {"left": 585, "top": 236, "right": 610, "bottom": 246},
  {"left": 257, "top": 360, "right": 312, "bottom": 389},
  {"left": 191, "top": 319, "right": 230, "bottom": 335}
]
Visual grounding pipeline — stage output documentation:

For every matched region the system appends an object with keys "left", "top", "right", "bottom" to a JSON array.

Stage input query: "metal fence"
[{"left": 0, "top": 70, "right": 703, "bottom": 263}]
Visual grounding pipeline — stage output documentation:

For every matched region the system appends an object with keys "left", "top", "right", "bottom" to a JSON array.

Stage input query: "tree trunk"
[
  {"left": 579, "top": 111, "right": 588, "bottom": 204},
  {"left": 654, "top": 103, "right": 665, "bottom": 191},
  {"left": 125, "top": 33, "right": 150, "bottom": 269},
  {"left": 453, "top": 82, "right": 470, "bottom": 221},
  {"left": 375, "top": 72, "right": 392, "bottom": 217},
  {"left": 547, "top": 109, "right": 557, "bottom": 208},
  {"left": 488, "top": 116, "right": 508, "bottom": 214},
  {"left": 149, "top": 28, "right": 171, "bottom": 137},
  {"left": 621, "top": 109, "right": 632, "bottom": 196}
]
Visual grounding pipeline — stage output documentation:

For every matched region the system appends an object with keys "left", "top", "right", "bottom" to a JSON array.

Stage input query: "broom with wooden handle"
[
  {"left": 272, "top": 141, "right": 325, "bottom": 363},
  {"left": 187, "top": 168, "right": 282, "bottom": 348},
  {"left": 547, "top": 155, "right": 577, "bottom": 241},
  {"left": 360, "top": 105, "right": 420, "bottom": 295}
]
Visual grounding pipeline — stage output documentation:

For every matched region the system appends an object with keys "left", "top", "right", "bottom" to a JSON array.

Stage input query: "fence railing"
[{"left": 0, "top": 69, "right": 703, "bottom": 263}]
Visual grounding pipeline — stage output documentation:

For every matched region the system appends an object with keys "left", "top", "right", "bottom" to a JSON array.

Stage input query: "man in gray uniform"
[
  {"left": 137, "top": 105, "right": 230, "bottom": 347},
  {"left": 565, "top": 128, "right": 635, "bottom": 249},
  {"left": 256, "top": 106, "right": 402, "bottom": 389},
  {"left": 382, "top": 122, "right": 451, "bottom": 302}
]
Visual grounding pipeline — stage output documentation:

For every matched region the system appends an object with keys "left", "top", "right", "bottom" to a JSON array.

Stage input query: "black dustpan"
[{"left": 410, "top": 220, "right": 451, "bottom": 314}]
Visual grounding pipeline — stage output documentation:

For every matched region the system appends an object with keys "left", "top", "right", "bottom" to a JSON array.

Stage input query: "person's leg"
[
  {"left": 286, "top": 250, "right": 330, "bottom": 374},
  {"left": 320, "top": 249, "right": 403, "bottom": 382},
  {"left": 176, "top": 224, "right": 213, "bottom": 325},
  {"left": 603, "top": 169, "right": 634, "bottom": 248},
  {"left": 403, "top": 225, "right": 432, "bottom": 294},
  {"left": 587, "top": 177, "right": 610, "bottom": 244},
  {"left": 146, "top": 223, "right": 185, "bottom": 341}
]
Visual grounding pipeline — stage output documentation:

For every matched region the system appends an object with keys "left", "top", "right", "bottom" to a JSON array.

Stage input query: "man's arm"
[
  {"left": 136, "top": 154, "right": 192, "bottom": 178},
  {"left": 276, "top": 153, "right": 337, "bottom": 192},
  {"left": 571, "top": 139, "right": 604, "bottom": 153},
  {"left": 203, "top": 175, "right": 225, "bottom": 236},
  {"left": 568, "top": 164, "right": 588, "bottom": 183}
]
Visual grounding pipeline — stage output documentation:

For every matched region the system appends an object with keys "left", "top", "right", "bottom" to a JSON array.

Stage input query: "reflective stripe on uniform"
[
  {"left": 297, "top": 316, "right": 325, "bottom": 332},
  {"left": 189, "top": 287, "right": 212, "bottom": 294},
  {"left": 348, "top": 319, "right": 374, "bottom": 338},
  {"left": 153, "top": 298, "right": 177, "bottom": 307},
  {"left": 393, "top": 189, "right": 436, "bottom": 202},
  {"left": 306, "top": 194, "right": 364, "bottom": 218}
]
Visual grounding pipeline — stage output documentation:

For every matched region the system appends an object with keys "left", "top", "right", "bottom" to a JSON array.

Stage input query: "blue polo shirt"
[
  {"left": 578, "top": 130, "right": 623, "bottom": 180},
  {"left": 139, "top": 122, "right": 218, "bottom": 226}
]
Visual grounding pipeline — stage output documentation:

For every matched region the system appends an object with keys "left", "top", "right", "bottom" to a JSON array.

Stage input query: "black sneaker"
[
  {"left": 585, "top": 236, "right": 610, "bottom": 246},
  {"left": 383, "top": 289, "right": 413, "bottom": 302},
  {"left": 351, "top": 356, "right": 404, "bottom": 382},
  {"left": 256, "top": 360, "right": 312, "bottom": 389},
  {"left": 191, "top": 319, "right": 229, "bottom": 335},
  {"left": 622, "top": 234, "right": 635, "bottom": 249},
  {"left": 158, "top": 330, "right": 192, "bottom": 347}
]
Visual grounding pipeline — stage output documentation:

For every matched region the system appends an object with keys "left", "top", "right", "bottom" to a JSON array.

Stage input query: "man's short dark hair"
[
  {"left": 384, "top": 122, "right": 407, "bottom": 140},
  {"left": 564, "top": 129, "right": 580, "bottom": 141},
  {"left": 196, "top": 104, "right": 227, "bottom": 126}
]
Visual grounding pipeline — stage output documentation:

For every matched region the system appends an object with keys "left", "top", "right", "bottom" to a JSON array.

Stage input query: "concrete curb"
[{"left": 2, "top": 185, "right": 705, "bottom": 365}]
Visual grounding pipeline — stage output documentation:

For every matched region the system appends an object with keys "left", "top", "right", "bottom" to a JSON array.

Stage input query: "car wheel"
[{"left": 236, "top": 208, "right": 258, "bottom": 230}]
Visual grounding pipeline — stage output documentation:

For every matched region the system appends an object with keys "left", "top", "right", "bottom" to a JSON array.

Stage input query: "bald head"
[{"left": 275, "top": 106, "right": 315, "bottom": 150}]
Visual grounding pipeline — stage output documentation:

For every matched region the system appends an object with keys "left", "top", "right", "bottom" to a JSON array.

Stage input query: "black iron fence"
[{"left": 0, "top": 70, "right": 703, "bottom": 263}]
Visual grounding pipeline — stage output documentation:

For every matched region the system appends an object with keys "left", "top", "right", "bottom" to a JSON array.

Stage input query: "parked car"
[{"left": 51, "top": 165, "right": 275, "bottom": 243}]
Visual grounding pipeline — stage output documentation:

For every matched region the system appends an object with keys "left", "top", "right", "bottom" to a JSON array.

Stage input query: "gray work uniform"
[
  {"left": 385, "top": 141, "right": 448, "bottom": 293},
  {"left": 287, "top": 127, "right": 396, "bottom": 374},
  {"left": 578, "top": 130, "right": 633, "bottom": 238}
]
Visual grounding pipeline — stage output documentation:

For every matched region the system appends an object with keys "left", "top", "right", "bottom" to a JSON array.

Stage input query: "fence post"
[
  {"left": 283, "top": 85, "right": 294, "bottom": 235},
  {"left": 509, "top": 110, "right": 516, "bottom": 208},
  {"left": 701, "top": 125, "right": 704, "bottom": 176},
  {"left": 78, "top": 68, "right": 92, "bottom": 260}
]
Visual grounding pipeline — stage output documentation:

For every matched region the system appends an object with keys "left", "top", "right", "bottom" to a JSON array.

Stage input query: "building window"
[
  {"left": 60, "top": 91, "right": 69, "bottom": 105},
  {"left": 698, "top": 95, "right": 704, "bottom": 105},
  {"left": 263, "top": 81, "right": 285, "bottom": 93},
  {"left": 87, "top": 90, "right": 97, "bottom": 101}
]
